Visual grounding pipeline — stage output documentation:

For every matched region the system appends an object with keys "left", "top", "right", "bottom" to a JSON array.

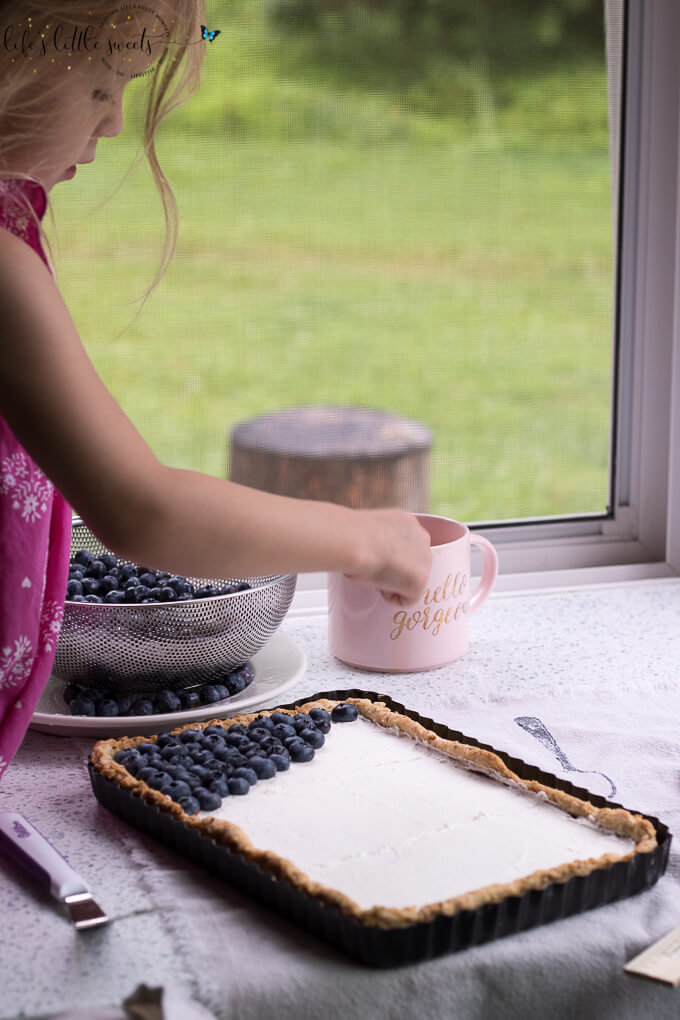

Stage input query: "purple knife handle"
[{"left": 0, "top": 812, "right": 89, "bottom": 900}]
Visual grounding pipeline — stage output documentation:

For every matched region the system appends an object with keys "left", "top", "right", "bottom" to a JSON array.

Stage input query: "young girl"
[{"left": 0, "top": 1, "right": 431, "bottom": 776}]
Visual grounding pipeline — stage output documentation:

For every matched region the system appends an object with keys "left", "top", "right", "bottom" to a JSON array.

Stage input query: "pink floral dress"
[{"left": 0, "top": 178, "right": 72, "bottom": 777}]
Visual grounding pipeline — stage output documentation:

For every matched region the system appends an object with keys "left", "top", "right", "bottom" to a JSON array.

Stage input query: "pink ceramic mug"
[{"left": 328, "top": 514, "right": 498, "bottom": 673}]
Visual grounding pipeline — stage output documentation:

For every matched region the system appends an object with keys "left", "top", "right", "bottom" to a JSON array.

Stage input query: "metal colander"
[{"left": 53, "top": 520, "right": 297, "bottom": 693}]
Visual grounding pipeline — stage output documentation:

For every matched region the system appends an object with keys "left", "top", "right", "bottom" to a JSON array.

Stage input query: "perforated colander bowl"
[{"left": 53, "top": 520, "right": 297, "bottom": 693}]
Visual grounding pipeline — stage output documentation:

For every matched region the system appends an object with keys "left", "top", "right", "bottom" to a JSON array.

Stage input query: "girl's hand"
[{"left": 345, "top": 508, "right": 432, "bottom": 606}]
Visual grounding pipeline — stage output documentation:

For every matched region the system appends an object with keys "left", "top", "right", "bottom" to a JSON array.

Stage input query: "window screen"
[{"left": 50, "top": 0, "right": 623, "bottom": 524}]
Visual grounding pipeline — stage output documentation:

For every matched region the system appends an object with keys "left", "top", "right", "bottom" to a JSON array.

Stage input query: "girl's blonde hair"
[{"left": 0, "top": 1, "right": 206, "bottom": 308}]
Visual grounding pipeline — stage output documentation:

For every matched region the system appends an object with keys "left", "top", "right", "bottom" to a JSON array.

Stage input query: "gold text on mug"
[{"left": 390, "top": 596, "right": 470, "bottom": 640}]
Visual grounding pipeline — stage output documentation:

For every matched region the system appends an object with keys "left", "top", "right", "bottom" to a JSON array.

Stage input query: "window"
[{"left": 50, "top": 0, "right": 680, "bottom": 584}]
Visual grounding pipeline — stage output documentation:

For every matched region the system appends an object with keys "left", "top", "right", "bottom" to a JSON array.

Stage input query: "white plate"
[{"left": 30, "top": 630, "right": 307, "bottom": 738}]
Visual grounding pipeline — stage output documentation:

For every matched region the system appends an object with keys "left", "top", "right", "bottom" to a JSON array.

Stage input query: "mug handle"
[{"left": 469, "top": 534, "right": 499, "bottom": 614}]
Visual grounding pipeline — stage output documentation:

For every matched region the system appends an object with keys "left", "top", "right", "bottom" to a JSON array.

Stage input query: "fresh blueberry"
[
  {"left": 160, "top": 744, "right": 184, "bottom": 761},
  {"left": 163, "top": 576, "right": 185, "bottom": 595},
  {"left": 247, "top": 728, "right": 272, "bottom": 746},
  {"left": 97, "top": 574, "right": 118, "bottom": 595},
  {"left": 124, "top": 576, "right": 141, "bottom": 589},
  {"left": 81, "top": 687, "right": 105, "bottom": 703},
  {"left": 272, "top": 723, "right": 297, "bottom": 741},
  {"left": 84, "top": 594, "right": 103, "bottom": 603},
  {"left": 180, "top": 582, "right": 194, "bottom": 596},
  {"left": 226, "top": 724, "right": 247, "bottom": 736},
  {"left": 159, "top": 586, "right": 177, "bottom": 602},
  {"left": 97, "top": 699, "right": 119, "bottom": 717},
  {"left": 124, "top": 587, "right": 139, "bottom": 603},
  {"left": 183, "top": 773, "right": 203, "bottom": 791},
  {"left": 259, "top": 737, "right": 286, "bottom": 756},
  {"left": 250, "top": 715, "right": 274, "bottom": 732},
  {"left": 248, "top": 756, "right": 276, "bottom": 779},
  {"left": 223, "top": 732, "right": 246, "bottom": 750},
  {"left": 133, "top": 585, "right": 152, "bottom": 603},
  {"left": 165, "top": 766, "right": 191, "bottom": 782},
  {"left": 81, "top": 577, "right": 100, "bottom": 596},
  {"left": 117, "top": 695, "right": 134, "bottom": 715},
  {"left": 299, "top": 727, "right": 324, "bottom": 749},
  {"left": 208, "top": 777, "right": 230, "bottom": 797},
  {"left": 147, "top": 773, "right": 173, "bottom": 793},
  {"left": 131, "top": 698, "right": 154, "bottom": 716},
  {"left": 138, "top": 572, "right": 157, "bottom": 588},
  {"left": 179, "top": 728, "right": 204, "bottom": 744},
  {"left": 309, "top": 707, "right": 331, "bottom": 732},
  {"left": 62, "top": 683, "right": 82, "bottom": 705},
  {"left": 269, "top": 712, "right": 293, "bottom": 727},
  {"left": 149, "top": 587, "right": 163, "bottom": 600},
  {"left": 157, "top": 733, "right": 182, "bottom": 748},
  {"left": 66, "top": 579, "right": 83, "bottom": 598},
  {"left": 225, "top": 672, "right": 246, "bottom": 696},
  {"left": 202, "top": 734, "right": 226, "bottom": 753},
  {"left": 136, "top": 742, "right": 158, "bottom": 756},
  {"left": 69, "top": 594, "right": 88, "bottom": 603},
  {"left": 113, "top": 748, "right": 136, "bottom": 765},
  {"left": 212, "top": 684, "right": 229, "bottom": 701},
  {"left": 177, "top": 795, "right": 201, "bottom": 815},
  {"left": 68, "top": 566, "right": 84, "bottom": 579},
  {"left": 119, "top": 563, "right": 137, "bottom": 582},
  {"left": 270, "top": 753, "right": 290, "bottom": 772},
  {"left": 292, "top": 713, "right": 312, "bottom": 733},
  {"left": 176, "top": 690, "right": 201, "bottom": 710},
  {"left": 100, "top": 553, "right": 117, "bottom": 571},
  {"left": 154, "top": 689, "right": 182, "bottom": 714},
  {"left": 227, "top": 777, "right": 250, "bottom": 796},
  {"left": 188, "top": 764, "right": 212, "bottom": 783},
  {"left": 214, "top": 745, "right": 237, "bottom": 764},
  {"left": 85, "top": 559, "right": 107, "bottom": 579},
  {"left": 104, "top": 590, "right": 126, "bottom": 604},
  {"left": 74, "top": 549, "right": 94, "bottom": 567},
  {"left": 136, "top": 765, "right": 161, "bottom": 784},
  {"left": 287, "top": 739, "right": 315, "bottom": 763},
  {"left": 177, "top": 594, "right": 193, "bottom": 601},
  {"left": 331, "top": 703, "right": 359, "bottom": 723},
  {"left": 232, "top": 766, "right": 257, "bottom": 787},
  {"left": 235, "top": 582, "right": 251, "bottom": 592},
  {"left": 194, "top": 749, "right": 217, "bottom": 765},
  {"left": 194, "top": 787, "right": 221, "bottom": 811},
  {"left": 199, "top": 685, "right": 223, "bottom": 705}
]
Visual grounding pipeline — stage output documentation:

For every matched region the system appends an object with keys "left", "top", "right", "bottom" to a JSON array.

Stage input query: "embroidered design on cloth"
[
  {"left": 39, "top": 599, "right": 64, "bottom": 654},
  {"left": 0, "top": 450, "right": 53, "bottom": 523},
  {"left": 0, "top": 636, "right": 33, "bottom": 693}
]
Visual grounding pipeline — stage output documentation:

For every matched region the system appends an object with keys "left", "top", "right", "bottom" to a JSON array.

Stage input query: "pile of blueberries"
[
  {"left": 113, "top": 703, "right": 359, "bottom": 815},
  {"left": 65, "top": 549, "right": 251, "bottom": 605},
  {"left": 63, "top": 663, "right": 254, "bottom": 717}
]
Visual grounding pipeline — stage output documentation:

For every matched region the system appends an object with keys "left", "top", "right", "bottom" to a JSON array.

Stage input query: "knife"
[{"left": 0, "top": 811, "right": 109, "bottom": 929}]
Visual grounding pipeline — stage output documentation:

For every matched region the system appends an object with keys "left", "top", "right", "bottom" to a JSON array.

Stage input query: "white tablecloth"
[{"left": 2, "top": 580, "right": 680, "bottom": 1020}]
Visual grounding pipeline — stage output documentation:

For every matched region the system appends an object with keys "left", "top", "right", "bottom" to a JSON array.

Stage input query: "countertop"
[{"left": 2, "top": 579, "right": 680, "bottom": 1020}]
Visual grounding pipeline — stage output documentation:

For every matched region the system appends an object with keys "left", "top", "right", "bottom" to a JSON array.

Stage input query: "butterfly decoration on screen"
[{"left": 201, "top": 26, "right": 221, "bottom": 43}]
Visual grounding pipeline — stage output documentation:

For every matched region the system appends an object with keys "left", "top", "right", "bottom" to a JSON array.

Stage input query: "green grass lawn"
[
  {"left": 46, "top": 2, "right": 614, "bottom": 524},
  {"left": 49, "top": 137, "right": 613, "bottom": 523}
]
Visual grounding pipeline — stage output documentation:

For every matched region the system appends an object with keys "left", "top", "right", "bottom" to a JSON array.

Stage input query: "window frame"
[
  {"left": 469, "top": 0, "right": 680, "bottom": 589},
  {"left": 294, "top": 0, "right": 680, "bottom": 611}
]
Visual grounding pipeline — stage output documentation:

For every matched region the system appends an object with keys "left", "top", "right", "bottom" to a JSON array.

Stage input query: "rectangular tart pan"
[{"left": 87, "top": 688, "right": 671, "bottom": 967}]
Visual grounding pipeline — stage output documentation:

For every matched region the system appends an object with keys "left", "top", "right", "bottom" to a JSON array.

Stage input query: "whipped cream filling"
[{"left": 200, "top": 716, "right": 634, "bottom": 910}]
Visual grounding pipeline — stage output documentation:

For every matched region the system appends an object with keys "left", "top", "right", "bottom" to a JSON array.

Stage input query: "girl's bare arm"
[{"left": 0, "top": 229, "right": 431, "bottom": 602}]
